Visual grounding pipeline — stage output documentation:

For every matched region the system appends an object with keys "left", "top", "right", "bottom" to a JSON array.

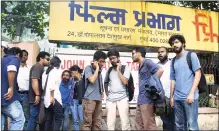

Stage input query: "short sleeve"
[
  {"left": 84, "top": 66, "right": 93, "bottom": 80},
  {"left": 123, "top": 66, "right": 131, "bottom": 80},
  {"left": 170, "top": 59, "right": 175, "bottom": 80},
  {"left": 146, "top": 59, "right": 160, "bottom": 74},
  {"left": 7, "top": 57, "right": 20, "bottom": 72},
  {"left": 31, "top": 66, "right": 43, "bottom": 79},
  {"left": 191, "top": 52, "right": 201, "bottom": 72}
]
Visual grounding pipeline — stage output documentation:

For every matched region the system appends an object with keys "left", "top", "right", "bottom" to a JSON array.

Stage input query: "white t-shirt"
[
  {"left": 158, "top": 60, "right": 171, "bottom": 98},
  {"left": 42, "top": 68, "right": 62, "bottom": 108},
  {"left": 17, "top": 65, "right": 31, "bottom": 91},
  {"left": 105, "top": 65, "right": 131, "bottom": 102}
]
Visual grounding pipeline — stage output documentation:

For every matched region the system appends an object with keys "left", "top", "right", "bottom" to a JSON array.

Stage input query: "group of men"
[{"left": 1, "top": 34, "right": 201, "bottom": 131}]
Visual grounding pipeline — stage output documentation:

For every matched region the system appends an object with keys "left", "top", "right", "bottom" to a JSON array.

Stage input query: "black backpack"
[
  {"left": 106, "top": 65, "right": 135, "bottom": 101},
  {"left": 172, "top": 51, "right": 207, "bottom": 93}
]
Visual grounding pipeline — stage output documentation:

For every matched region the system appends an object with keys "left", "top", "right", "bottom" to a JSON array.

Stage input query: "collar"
[{"left": 139, "top": 58, "right": 147, "bottom": 71}]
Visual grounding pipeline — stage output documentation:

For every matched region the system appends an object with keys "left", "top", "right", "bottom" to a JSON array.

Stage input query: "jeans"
[
  {"left": 19, "top": 93, "right": 29, "bottom": 130},
  {"left": 106, "top": 97, "right": 131, "bottom": 130},
  {"left": 44, "top": 100, "right": 63, "bottom": 131},
  {"left": 72, "top": 99, "right": 83, "bottom": 131},
  {"left": 62, "top": 104, "right": 72, "bottom": 131},
  {"left": 174, "top": 100, "right": 199, "bottom": 131},
  {"left": 160, "top": 97, "right": 175, "bottom": 131},
  {"left": 27, "top": 103, "right": 40, "bottom": 130},
  {"left": 1, "top": 100, "right": 25, "bottom": 130}
]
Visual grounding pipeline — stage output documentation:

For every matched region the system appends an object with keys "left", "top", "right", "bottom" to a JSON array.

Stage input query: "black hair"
[
  {"left": 133, "top": 47, "right": 146, "bottom": 58},
  {"left": 168, "top": 35, "right": 186, "bottom": 48},
  {"left": 1, "top": 46, "right": 8, "bottom": 54},
  {"left": 158, "top": 46, "right": 168, "bottom": 53},
  {"left": 62, "top": 70, "right": 71, "bottom": 77},
  {"left": 36, "top": 51, "right": 50, "bottom": 62},
  {"left": 21, "top": 50, "right": 28, "bottom": 56},
  {"left": 46, "top": 56, "right": 61, "bottom": 74},
  {"left": 93, "top": 50, "right": 107, "bottom": 60},
  {"left": 7, "top": 47, "right": 22, "bottom": 56},
  {"left": 107, "top": 49, "right": 120, "bottom": 58},
  {"left": 69, "top": 65, "right": 83, "bottom": 74}
]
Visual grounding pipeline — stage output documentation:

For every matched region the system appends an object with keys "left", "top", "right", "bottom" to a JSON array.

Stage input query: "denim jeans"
[
  {"left": 1, "top": 100, "right": 25, "bottom": 130},
  {"left": 19, "top": 93, "right": 29, "bottom": 130},
  {"left": 44, "top": 100, "right": 63, "bottom": 131},
  {"left": 72, "top": 99, "right": 83, "bottom": 130},
  {"left": 174, "top": 99, "right": 199, "bottom": 131},
  {"left": 27, "top": 103, "right": 40, "bottom": 130},
  {"left": 62, "top": 103, "right": 72, "bottom": 131}
]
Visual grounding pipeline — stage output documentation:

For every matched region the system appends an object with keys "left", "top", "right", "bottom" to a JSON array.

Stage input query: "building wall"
[{"left": 8, "top": 41, "right": 40, "bottom": 66}]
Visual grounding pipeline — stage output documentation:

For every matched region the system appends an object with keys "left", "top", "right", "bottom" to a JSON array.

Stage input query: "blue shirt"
[
  {"left": 59, "top": 79, "right": 73, "bottom": 104},
  {"left": 1, "top": 54, "right": 20, "bottom": 106},
  {"left": 138, "top": 59, "right": 160, "bottom": 104},
  {"left": 170, "top": 51, "right": 200, "bottom": 100}
]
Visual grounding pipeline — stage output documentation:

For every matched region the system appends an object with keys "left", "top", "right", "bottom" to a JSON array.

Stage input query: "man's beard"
[
  {"left": 158, "top": 55, "right": 168, "bottom": 63},
  {"left": 173, "top": 46, "right": 183, "bottom": 54},
  {"left": 62, "top": 78, "right": 69, "bottom": 83}
]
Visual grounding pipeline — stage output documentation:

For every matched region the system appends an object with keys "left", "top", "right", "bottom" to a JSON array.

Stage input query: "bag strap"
[
  {"left": 121, "top": 65, "right": 126, "bottom": 75},
  {"left": 186, "top": 51, "right": 195, "bottom": 75},
  {"left": 105, "top": 67, "right": 113, "bottom": 84},
  {"left": 172, "top": 57, "right": 176, "bottom": 75},
  {"left": 42, "top": 73, "right": 49, "bottom": 97},
  {"left": 98, "top": 73, "right": 102, "bottom": 94}
]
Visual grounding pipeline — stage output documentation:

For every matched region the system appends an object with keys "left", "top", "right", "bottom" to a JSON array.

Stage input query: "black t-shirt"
[{"left": 28, "top": 63, "right": 44, "bottom": 103}]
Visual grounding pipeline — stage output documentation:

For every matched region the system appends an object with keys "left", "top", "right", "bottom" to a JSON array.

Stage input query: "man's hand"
[
  {"left": 50, "top": 96, "right": 55, "bottom": 105},
  {"left": 186, "top": 92, "right": 194, "bottom": 104},
  {"left": 170, "top": 97, "right": 174, "bottom": 108},
  {"left": 34, "top": 96, "right": 40, "bottom": 105},
  {"left": 92, "top": 61, "right": 99, "bottom": 70},
  {"left": 4, "top": 87, "right": 13, "bottom": 100},
  {"left": 116, "top": 63, "right": 121, "bottom": 71}
]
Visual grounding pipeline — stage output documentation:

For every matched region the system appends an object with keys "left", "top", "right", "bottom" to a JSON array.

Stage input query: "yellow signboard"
[
  {"left": 205, "top": 74, "right": 215, "bottom": 85},
  {"left": 49, "top": 2, "right": 219, "bottom": 52}
]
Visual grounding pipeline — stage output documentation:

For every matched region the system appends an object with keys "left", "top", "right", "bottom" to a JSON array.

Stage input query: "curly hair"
[{"left": 168, "top": 35, "right": 186, "bottom": 48}]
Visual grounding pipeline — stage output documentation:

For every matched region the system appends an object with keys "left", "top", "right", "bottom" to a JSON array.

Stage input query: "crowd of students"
[{"left": 1, "top": 34, "right": 201, "bottom": 130}]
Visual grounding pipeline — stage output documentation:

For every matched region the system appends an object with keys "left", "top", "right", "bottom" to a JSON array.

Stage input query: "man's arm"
[
  {"left": 156, "top": 68, "right": 164, "bottom": 78},
  {"left": 170, "top": 80, "right": 175, "bottom": 107},
  {"left": 190, "top": 69, "right": 201, "bottom": 94},
  {"left": 170, "top": 80, "right": 175, "bottom": 99},
  {"left": 117, "top": 70, "right": 128, "bottom": 85},
  {"left": 4, "top": 71, "right": 16, "bottom": 100},
  {"left": 32, "top": 79, "right": 40, "bottom": 96},
  {"left": 88, "top": 68, "right": 99, "bottom": 84}
]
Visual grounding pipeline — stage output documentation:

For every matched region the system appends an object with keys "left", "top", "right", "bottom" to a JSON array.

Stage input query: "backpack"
[
  {"left": 106, "top": 65, "right": 135, "bottom": 101},
  {"left": 81, "top": 66, "right": 102, "bottom": 99},
  {"left": 172, "top": 51, "right": 207, "bottom": 93}
]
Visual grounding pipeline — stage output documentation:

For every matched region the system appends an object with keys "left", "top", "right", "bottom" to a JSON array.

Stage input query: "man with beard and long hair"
[
  {"left": 59, "top": 70, "right": 73, "bottom": 131},
  {"left": 169, "top": 35, "right": 201, "bottom": 131},
  {"left": 132, "top": 47, "right": 164, "bottom": 130},
  {"left": 157, "top": 47, "right": 175, "bottom": 131}
]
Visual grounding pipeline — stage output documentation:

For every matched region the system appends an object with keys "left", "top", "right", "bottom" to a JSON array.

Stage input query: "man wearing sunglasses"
[{"left": 27, "top": 51, "right": 50, "bottom": 130}]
